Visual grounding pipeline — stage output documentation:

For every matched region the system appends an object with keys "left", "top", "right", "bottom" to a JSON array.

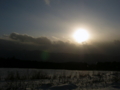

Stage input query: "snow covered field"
[{"left": 0, "top": 68, "right": 120, "bottom": 90}]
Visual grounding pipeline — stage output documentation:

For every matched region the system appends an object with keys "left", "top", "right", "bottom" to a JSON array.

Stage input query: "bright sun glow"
[{"left": 73, "top": 28, "right": 89, "bottom": 43}]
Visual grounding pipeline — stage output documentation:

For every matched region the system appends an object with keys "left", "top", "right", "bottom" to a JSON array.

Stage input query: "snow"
[{"left": 0, "top": 68, "right": 120, "bottom": 90}]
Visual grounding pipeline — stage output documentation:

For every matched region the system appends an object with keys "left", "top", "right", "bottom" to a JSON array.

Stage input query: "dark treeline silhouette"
[
  {"left": 0, "top": 57, "right": 120, "bottom": 71},
  {"left": 1, "top": 50, "right": 120, "bottom": 62}
]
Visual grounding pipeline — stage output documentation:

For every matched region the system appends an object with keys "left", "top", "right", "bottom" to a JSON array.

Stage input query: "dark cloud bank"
[{"left": 1, "top": 33, "right": 120, "bottom": 63}]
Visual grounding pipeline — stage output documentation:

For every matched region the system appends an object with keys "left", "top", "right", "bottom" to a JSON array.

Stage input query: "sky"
[
  {"left": 0, "top": 0, "right": 120, "bottom": 42},
  {"left": 1, "top": 0, "right": 120, "bottom": 62}
]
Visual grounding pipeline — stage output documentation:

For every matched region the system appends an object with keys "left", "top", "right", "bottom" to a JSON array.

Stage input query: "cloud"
[
  {"left": 8, "top": 32, "right": 120, "bottom": 55},
  {"left": 44, "top": 0, "right": 51, "bottom": 6},
  {"left": 52, "top": 36, "right": 59, "bottom": 41},
  {"left": 1, "top": 32, "right": 120, "bottom": 62},
  {"left": 9, "top": 33, "right": 51, "bottom": 45},
  {"left": 9, "top": 33, "right": 77, "bottom": 53}
]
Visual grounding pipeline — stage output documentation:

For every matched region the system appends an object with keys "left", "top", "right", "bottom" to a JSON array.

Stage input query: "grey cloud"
[
  {"left": 1, "top": 33, "right": 120, "bottom": 62},
  {"left": 10, "top": 33, "right": 51, "bottom": 45},
  {"left": 3, "top": 33, "right": 79, "bottom": 53},
  {"left": 52, "top": 36, "right": 59, "bottom": 40},
  {"left": 10, "top": 33, "right": 34, "bottom": 42},
  {"left": 2, "top": 32, "right": 120, "bottom": 56},
  {"left": 35, "top": 37, "right": 51, "bottom": 45}
]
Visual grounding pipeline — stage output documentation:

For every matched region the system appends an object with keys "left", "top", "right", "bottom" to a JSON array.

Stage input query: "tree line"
[{"left": 0, "top": 57, "right": 120, "bottom": 71}]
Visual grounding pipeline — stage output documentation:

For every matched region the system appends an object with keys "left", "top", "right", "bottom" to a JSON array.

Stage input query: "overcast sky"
[{"left": 1, "top": 0, "right": 120, "bottom": 42}]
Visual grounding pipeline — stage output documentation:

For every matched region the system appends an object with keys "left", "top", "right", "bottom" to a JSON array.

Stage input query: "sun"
[{"left": 73, "top": 28, "right": 89, "bottom": 43}]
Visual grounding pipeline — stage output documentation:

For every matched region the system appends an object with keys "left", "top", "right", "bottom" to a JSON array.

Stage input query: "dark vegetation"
[{"left": 0, "top": 56, "right": 120, "bottom": 71}]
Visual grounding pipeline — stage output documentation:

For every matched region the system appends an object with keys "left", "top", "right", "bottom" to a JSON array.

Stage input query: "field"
[{"left": 0, "top": 68, "right": 120, "bottom": 90}]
